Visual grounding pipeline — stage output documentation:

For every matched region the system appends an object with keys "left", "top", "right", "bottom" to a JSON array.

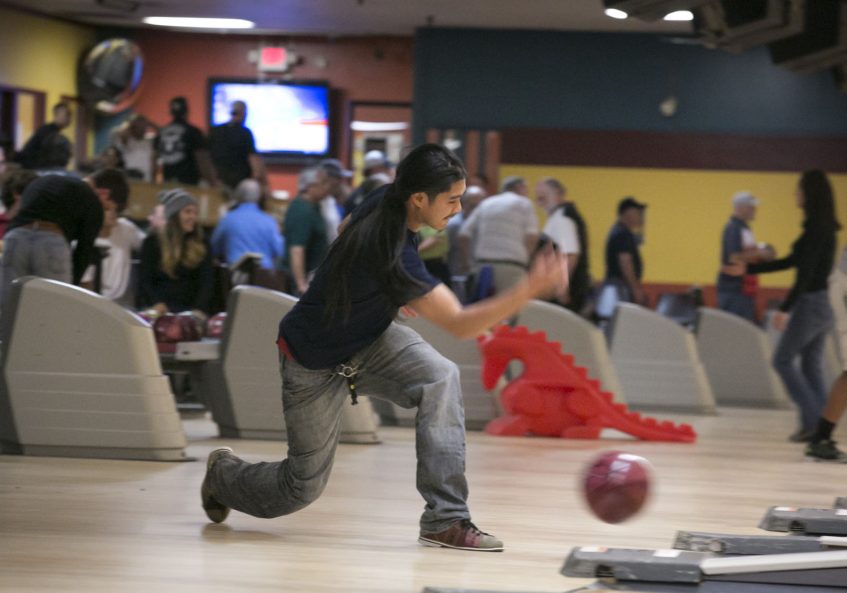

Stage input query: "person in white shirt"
[
  {"left": 536, "top": 179, "right": 579, "bottom": 271},
  {"left": 111, "top": 114, "right": 156, "bottom": 181},
  {"left": 82, "top": 172, "right": 145, "bottom": 302},
  {"left": 458, "top": 176, "right": 538, "bottom": 295}
]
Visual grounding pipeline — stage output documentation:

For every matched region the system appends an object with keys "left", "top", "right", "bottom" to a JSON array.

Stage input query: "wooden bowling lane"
[{"left": 0, "top": 408, "right": 845, "bottom": 593}]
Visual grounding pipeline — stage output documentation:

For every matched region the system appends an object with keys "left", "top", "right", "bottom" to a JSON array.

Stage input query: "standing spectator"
[
  {"left": 717, "top": 191, "right": 773, "bottom": 322},
  {"left": 747, "top": 170, "right": 840, "bottom": 443},
  {"left": 80, "top": 169, "right": 143, "bottom": 301},
  {"left": 0, "top": 174, "right": 104, "bottom": 311},
  {"left": 318, "top": 159, "right": 353, "bottom": 243},
  {"left": 804, "top": 243, "right": 847, "bottom": 461},
  {"left": 458, "top": 176, "right": 538, "bottom": 294},
  {"left": 446, "top": 184, "right": 486, "bottom": 278},
  {"left": 15, "top": 102, "right": 72, "bottom": 170},
  {"left": 535, "top": 177, "right": 590, "bottom": 313},
  {"left": 0, "top": 169, "right": 38, "bottom": 239},
  {"left": 604, "top": 197, "right": 648, "bottom": 306},
  {"left": 112, "top": 114, "right": 157, "bottom": 181},
  {"left": 344, "top": 150, "right": 395, "bottom": 217},
  {"left": 155, "top": 96, "right": 218, "bottom": 186},
  {"left": 418, "top": 226, "right": 451, "bottom": 286},
  {"left": 284, "top": 167, "right": 331, "bottom": 295},
  {"left": 209, "top": 100, "right": 266, "bottom": 190},
  {"left": 137, "top": 188, "right": 213, "bottom": 317},
  {"left": 211, "top": 179, "right": 284, "bottom": 270}
]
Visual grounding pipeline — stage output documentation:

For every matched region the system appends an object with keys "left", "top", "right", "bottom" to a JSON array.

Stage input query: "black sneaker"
[
  {"left": 201, "top": 447, "right": 234, "bottom": 523},
  {"left": 805, "top": 440, "right": 847, "bottom": 462},
  {"left": 789, "top": 428, "right": 815, "bottom": 443},
  {"left": 418, "top": 519, "right": 504, "bottom": 552}
]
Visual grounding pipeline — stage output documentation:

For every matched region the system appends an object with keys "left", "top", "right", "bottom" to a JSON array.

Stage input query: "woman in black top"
[
  {"left": 748, "top": 170, "right": 840, "bottom": 442},
  {"left": 137, "top": 188, "right": 212, "bottom": 317}
]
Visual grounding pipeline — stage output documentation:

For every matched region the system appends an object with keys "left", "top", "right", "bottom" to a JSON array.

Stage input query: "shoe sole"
[
  {"left": 805, "top": 455, "right": 847, "bottom": 464},
  {"left": 202, "top": 447, "right": 234, "bottom": 523},
  {"left": 417, "top": 536, "right": 504, "bottom": 552}
]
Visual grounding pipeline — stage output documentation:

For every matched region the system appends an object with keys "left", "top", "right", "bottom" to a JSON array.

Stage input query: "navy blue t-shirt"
[
  {"left": 278, "top": 192, "right": 440, "bottom": 369},
  {"left": 605, "top": 222, "right": 643, "bottom": 281}
]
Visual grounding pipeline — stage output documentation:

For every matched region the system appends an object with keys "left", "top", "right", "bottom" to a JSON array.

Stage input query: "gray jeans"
[
  {"left": 209, "top": 322, "right": 470, "bottom": 533},
  {"left": 1, "top": 227, "right": 71, "bottom": 313},
  {"left": 773, "top": 290, "right": 834, "bottom": 431}
]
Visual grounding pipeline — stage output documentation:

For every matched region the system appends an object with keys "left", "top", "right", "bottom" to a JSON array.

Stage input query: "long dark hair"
[
  {"left": 324, "top": 143, "right": 466, "bottom": 320},
  {"left": 800, "top": 169, "right": 841, "bottom": 232}
]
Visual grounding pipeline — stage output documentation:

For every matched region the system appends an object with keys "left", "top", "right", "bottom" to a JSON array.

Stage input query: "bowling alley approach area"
[{"left": 1, "top": 406, "right": 845, "bottom": 593}]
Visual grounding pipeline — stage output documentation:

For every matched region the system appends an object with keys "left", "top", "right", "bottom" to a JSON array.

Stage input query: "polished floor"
[{"left": 1, "top": 407, "right": 845, "bottom": 593}]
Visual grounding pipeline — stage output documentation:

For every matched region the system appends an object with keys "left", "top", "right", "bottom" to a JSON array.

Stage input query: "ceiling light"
[
  {"left": 351, "top": 121, "right": 409, "bottom": 132},
  {"left": 604, "top": 8, "right": 628, "bottom": 20},
  {"left": 142, "top": 17, "right": 255, "bottom": 29},
  {"left": 664, "top": 10, "right": 694, "bottom": 21}
]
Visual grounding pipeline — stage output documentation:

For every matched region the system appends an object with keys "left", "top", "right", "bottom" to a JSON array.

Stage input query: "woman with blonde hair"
[{"left": 137, "top": 188, "right": 213, "bottom": 318}]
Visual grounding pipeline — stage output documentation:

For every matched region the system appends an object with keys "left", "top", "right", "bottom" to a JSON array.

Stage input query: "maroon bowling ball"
[
  {"left": 206, "top": 312, "right": 227, "bottom": 339},
  {"left": 582, "top": 451, "right": 651, "bottom": 524},
  {"left": 153, "top": 313, "right": 200, "bottom": 343},
  {"left": 176, "top": 311, "right": 205, "bottom": 340}
]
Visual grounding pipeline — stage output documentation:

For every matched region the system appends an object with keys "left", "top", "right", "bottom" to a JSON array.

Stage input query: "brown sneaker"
[
  {"left": 418, "top": 519, "right": 504, "bottom": 552},
  {"left": 201, "top": 447, "right": 233, "bottom": 523}
]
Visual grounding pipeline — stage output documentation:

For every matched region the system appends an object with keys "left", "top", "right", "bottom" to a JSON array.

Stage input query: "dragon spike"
[
  {"left": 529, "top": 331, "right": 547, "bottom": 342},
  {"left": 513, "top": 326, "right": 530, "bottom": 335}
]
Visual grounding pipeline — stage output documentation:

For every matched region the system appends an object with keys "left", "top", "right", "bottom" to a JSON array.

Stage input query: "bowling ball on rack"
[
  {"left": 153, "top": 313, "right": 200, "bottom": 343},
  {"left": 205, "top": 312, "right": 227, "bottom": 339},
  {"left": 176, "top": 311, "right": 205, "bottom": 340},
  {"left": 582, "top": 451, "right": 652, "bottom": 524}
]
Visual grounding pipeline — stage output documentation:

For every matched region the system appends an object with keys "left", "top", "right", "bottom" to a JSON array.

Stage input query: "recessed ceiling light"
[
  {"left": 604, "top": 8, "right": 628, "bottom": 20},
  {"left": 664, "top": 10, "right": 694, "bottom": 21},
  {"left": 142, "top": 16, "right": 255, "bottom": 29}
]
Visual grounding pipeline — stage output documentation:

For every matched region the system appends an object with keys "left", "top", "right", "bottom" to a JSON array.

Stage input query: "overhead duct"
[
  {"left": 602, "top": 0, "right": 713, "bottom": 21},
  {"left": 769, "top": 0, "right": 847, "bottom": 74},
  {"left": 692, "top": 0, "right": 805, "bottom": 52}
]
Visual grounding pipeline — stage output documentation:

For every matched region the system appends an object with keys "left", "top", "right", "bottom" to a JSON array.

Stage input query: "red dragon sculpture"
[{"left": 478, "top": 325, "right": 696, "bottom": 442}]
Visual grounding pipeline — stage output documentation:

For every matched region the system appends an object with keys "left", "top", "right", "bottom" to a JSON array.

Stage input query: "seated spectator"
[
  {"left": 211, "top": 178, "right": 284, "bottom": 270},
  {"left": 0, "top": 174, "right": 104, "bottom": 312},
  {"left": 137, "top": 188, "right": 213, "bottom": 317},
  {"left": 0, "top": 169, "right": 39, "bottom": 239},
  {"left": 80, "top": 169, "right": 143, "bottom": 301}
]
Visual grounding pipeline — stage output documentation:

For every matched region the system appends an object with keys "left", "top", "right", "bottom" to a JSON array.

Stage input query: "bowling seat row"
[{"left": 0, "top": 277, "right": 835, "bottom": 461}]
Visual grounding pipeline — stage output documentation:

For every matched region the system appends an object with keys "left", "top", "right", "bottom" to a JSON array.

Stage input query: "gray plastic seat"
[
  {"left": 377, "top": 316, "right": 498, "bottom": 430},
  {"left": 609, "top": 303, "right": 716, "bottom": 413},
  {"left": 516, "top": 299, "right": 626, "bottom": 404},
  {"left": 0, "top": 277, "right": 187, "bottom": 460},
  {"left": 696, "top": 307, "right": 790, "bottom": 408},
  {"left": 204, "top": 286, "right": 379, "bottom": 443}
]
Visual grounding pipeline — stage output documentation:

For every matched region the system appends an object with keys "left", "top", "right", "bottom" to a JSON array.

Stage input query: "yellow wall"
[
  {"left": 0, "top": 7, "right": 95, "bottom": 145},
  {"left": 500, "top": 164, "right": 847, "bottom": 288}
]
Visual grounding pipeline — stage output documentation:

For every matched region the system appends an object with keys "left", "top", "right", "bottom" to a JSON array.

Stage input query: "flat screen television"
[{"left": 208, "top": 78, "right": 331, "bottom": 158}]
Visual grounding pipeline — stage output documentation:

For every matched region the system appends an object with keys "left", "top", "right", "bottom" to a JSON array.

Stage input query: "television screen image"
[{"left": 209, "top": 80, "right": 330, "bottom": 156}]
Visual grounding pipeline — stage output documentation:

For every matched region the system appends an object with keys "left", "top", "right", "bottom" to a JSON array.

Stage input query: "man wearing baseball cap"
[
  {"left": 717, "top": 191, "right": 773, "bottom": 322},
  {"left": 318, "top": 159, "right": 353, "bottom": 243}
]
